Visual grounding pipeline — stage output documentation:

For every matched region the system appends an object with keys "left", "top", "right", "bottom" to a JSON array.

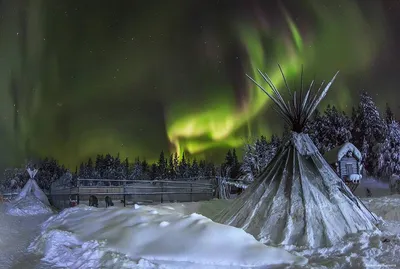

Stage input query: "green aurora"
[{"left": 0, "top": 0, "right": 392, "bottom": 169}]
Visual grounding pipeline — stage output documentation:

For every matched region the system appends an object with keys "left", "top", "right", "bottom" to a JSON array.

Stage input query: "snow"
[
  {"left": 5, "top": 195, "right": 54, "bottom": 216},
  {"left": 0, "top": 203, "right": 52, "bottom": 269},
  {"left": 222, "top": 179, "right": 250, "bottom": 189},
  {"left": 324, "top": 142, "right": 362, "bottom": 164},
  {"left": 349, "top": 174, "right": 362, "bottom": 183},
  {"left": 337, "top": 142, "right": 362, "bottom": 161},
  {"left": 0, "top": 189, "right": 400, "bottom": 269},
  {"left": 29, "top": 204, "right": 307, "bottom": 268}
]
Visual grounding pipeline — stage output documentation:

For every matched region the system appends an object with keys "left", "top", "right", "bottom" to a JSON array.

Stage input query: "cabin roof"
[{"left": 323, "top": 142, "right": 362, "bottom": 163}]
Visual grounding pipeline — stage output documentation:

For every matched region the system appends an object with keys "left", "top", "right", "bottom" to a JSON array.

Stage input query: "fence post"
[
  {"left": 77, "top": 179, "right": 80, "bottom": 205},
  {"left": 123, "top": 184, "right": 126, "bottom": 207},
  {"left": 160, "top": 182, "right": 164, "bottom": 203},
  {"left": 190, "top": 183, "right": 193, "bottom": 202}
]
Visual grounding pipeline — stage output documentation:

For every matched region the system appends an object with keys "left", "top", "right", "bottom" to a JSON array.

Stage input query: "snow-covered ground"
[
  {"left": 354, "top": 177, "right": 392, "bottom": 198},
  {"left": 28, "top": 204, "right": 307, "bottom": 268},
  {"left": 1, "top": 184, "right": 400, "bottom": 269},
  {"left": 0, "top": 203, "right": 53, "bottom": 269}
]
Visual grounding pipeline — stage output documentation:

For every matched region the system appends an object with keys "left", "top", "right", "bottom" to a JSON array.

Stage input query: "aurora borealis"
[{"left": 0, "top": 0, "right": 398, "bottom": 169}]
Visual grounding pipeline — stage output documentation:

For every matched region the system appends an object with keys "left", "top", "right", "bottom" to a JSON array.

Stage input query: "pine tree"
[
  {"left": 157, "top": 151, "right": 167, "bottom": 179},
  {"left": 379, "top": 121, "right": 400, "bottom": 178},
  {"left": 224, "top": 150, "right": 234, "bottom": 167},
  {"left": 307, "top": 105, "right": 352, "bottom": 153},
  {"left": 222, "top": 149, "right": 240, "bottom": 178},
  {"left": 230, "top": 149, "right": 240, "bottom": 178},
  {"left": 78, "top": 162, "right": 86, "bottom": 179},
  {"left": 123, "top": 158, "right": 129, "bottom": 178},
  {"left": 241, "top": 135, "right": 281, "bottom": 181},
  {"left": 167, "top": 154, "right": 176, "bottom": 179},
  {"left": 198, "top": 159, "right": 206, "bottom": 177},
  {"left": 178, "top": 152, "right": 190, "bottom": 179},
  {"left": 385, "top": 103, "right": 395, "bottom": 124},
  {"left": 205, "top": 162, "right": 215, "bottom": 177},
  {"left": 113, "top": 154, "right": 125, "bottom": 182},
  {"left": 141, "top": 159, "right": 150, "bottom": 179},
  {"left": 149, "top": 163, "right": 158, "bottom": 180},
  {"left": 255, "top": 136, "right": 269, "bottom": 170},
  {"left": 173, "top": 153, "right": 179, "bottom": 176},
  {"left": 190, "top": 158, "right": 200, "bottom": 179},
  {"left": 241, "top": 142, "right": 256, "bottom": 181},
  {"left": 353, "top": 91, "right": 387, "bottom": 175},
  {"left": 95, "top": 154, "right": 105, "bottom": 178},
  {"left": 129, "top": 158, "right": 143, "bottom": 180},
  {"left": 86, "top": 158, "right": 94, "bottom": 178}
]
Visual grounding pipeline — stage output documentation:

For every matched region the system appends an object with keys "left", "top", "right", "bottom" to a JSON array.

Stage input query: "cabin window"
[{"left": 345, "top": 163, "right": 353, "bottom": 175}]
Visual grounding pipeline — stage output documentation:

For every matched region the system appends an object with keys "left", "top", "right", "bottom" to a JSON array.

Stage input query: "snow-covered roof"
[{"left": 324, "top": 142, "right": 362, "bottom": 163}]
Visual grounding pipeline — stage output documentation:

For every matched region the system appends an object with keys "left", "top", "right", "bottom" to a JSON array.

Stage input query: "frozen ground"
[{"left": 1, "top": 185, "right": 400, "bottom": 269}]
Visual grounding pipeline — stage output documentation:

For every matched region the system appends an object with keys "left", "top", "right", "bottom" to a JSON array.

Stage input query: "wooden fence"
[{"left": 50, "top": 178, "right": 216, "bottom": 209}]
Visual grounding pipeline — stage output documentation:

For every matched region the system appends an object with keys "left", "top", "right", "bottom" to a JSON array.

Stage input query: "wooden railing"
[{"left": 50, "top": 178, "right": 216, "bottom": 209}]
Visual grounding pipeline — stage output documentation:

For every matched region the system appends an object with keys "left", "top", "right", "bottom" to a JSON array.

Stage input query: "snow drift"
[
  {"left": 29, "top": 205, "right": 307, "bottom": 268},
  {"left": 5, "top": 168, "right": 53, "bottom": 216}
]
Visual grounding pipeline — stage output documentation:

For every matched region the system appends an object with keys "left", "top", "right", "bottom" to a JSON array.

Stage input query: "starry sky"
[{"left": 0, "top": 0, "right": 398, "bottom": 169}]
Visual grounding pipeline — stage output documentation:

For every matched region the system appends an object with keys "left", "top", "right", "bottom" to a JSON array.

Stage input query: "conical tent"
[
  {"left": 15, "top": 168, "right": 50, "bottom": 206},
  {"left": 214, "top": 66, "right": 378, "bottom": 248}
]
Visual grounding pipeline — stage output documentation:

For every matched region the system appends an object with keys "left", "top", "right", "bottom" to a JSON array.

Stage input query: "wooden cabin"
[{"left": 324, "top": 142, "right": 362, "bottom": 192}]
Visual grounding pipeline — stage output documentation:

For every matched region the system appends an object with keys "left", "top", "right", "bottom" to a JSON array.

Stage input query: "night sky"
[{"left": 0, "top": 0, "right": 399, "bottom": 169}]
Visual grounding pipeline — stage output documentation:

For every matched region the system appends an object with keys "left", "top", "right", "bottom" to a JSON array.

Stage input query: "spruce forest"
[{"left": 1, "top": 91, "right": 399, "bottom": 192}]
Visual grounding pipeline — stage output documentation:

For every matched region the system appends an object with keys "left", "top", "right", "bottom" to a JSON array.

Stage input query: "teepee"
[
  {"left": 15, "top": 168, "right": 50, "bottom": 206},
  {"left": 214, "top": 66, "right": 378, "bottom": 248}
]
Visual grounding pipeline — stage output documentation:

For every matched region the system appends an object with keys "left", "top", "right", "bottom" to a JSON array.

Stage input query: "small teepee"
[
  {"left": 15, "top": 168, "right": 50, "bottom": 206},
  {"left": 214, "top": 66, "right": 378, "bottom": 248}
]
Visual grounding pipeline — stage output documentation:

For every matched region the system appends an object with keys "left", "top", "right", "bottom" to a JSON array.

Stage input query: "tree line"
[
  {"left": 241, "top": 91, "right": 399, "bottom": 181},
  {"left": 1, "top": 148, "right": 241, "bottom": 191},
  {"left": 1, "top": 91, "right": 398, "bottom": 191}
]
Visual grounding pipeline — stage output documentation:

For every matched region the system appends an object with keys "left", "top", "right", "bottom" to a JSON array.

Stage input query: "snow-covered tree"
[
  {"left": 177, "top": 152, "right": 190, "bottom": 179},
  {"left": 59, "top": 170, "right": 74, "bottom": 187},
  {"left": 189, "top": 158, "right": 200, "bottom": 179},
  {"left": 378, "top": 121, "right": 400, "bottom": 178},
  {"left": 167, "top": 154, "right": 176, "bottom": 179},
  {"left": 306, "top": 105, "right": 352, "bottom": 154},
  {"left": 352, "top": 91, "right": 387, "bottom": 174},
  {"left": 240, "top": 135, "right": 280, "bottom": 181},
  {"left": 385, "top": 103, "right": 395, "bottom": 124},
  {"left": 129, "top": 158, "right": 143, "bottom": 180},
  {"left": 157, "top": 151, "right": 168, "bottom": 179},
  {"left": 241, "top": 143, "right": 256, "bottom": 181},
  {"left": 223, "top": 149, "right": 240, "bottom": 178},
  {"left": 198, "top": 160, "right": 207, "bottom": 177}
]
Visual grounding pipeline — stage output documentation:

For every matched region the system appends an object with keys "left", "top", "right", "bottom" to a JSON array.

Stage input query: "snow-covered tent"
[
  {"left": 14, "top": 168, "right": 50, "bottom": 206},
  {"left": 214, "top": 67, "right": 378, "bottom": 248},
  {"left": 6, "top": 168, "right": 53, "bottom": 216}
]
